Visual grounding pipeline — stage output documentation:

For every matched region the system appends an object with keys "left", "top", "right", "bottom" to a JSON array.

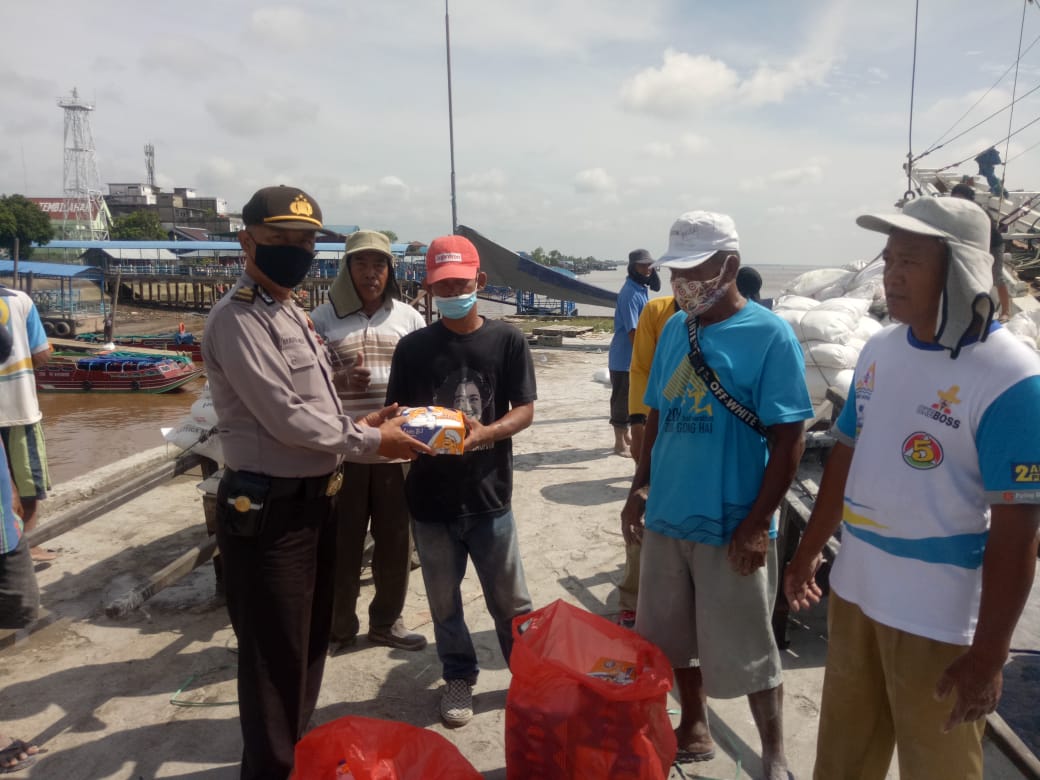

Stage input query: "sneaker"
[
  {"left": 367, "top": 618, "right": 428, "bottom": 651},
  {"left": 617, "top": 610, "right": 636, "bottom": 630},
  {"left": 440, "top": 679, "right": 473, "bottom": 727}
]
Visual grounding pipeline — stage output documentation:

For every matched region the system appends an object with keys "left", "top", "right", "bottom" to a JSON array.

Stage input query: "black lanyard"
[{"left": 685, "top": 315, "right": 768, "bottom": 438}]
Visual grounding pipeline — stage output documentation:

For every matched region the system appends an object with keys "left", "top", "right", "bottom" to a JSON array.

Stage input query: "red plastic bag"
[
  {"left": 292, "top": 715, "right": 481, "bottom": 780},
  {"left": 505, "top": 599, "right": 677, "bottom": 779}
]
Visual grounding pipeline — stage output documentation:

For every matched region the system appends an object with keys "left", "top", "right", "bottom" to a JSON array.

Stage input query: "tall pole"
[{"left": 445, "top": 0, "right": 458, "bottom": 232}]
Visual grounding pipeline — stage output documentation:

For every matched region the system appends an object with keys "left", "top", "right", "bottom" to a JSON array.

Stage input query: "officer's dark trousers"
[{"left": 217, "top": 492, "right": 337, "bottom": 780}]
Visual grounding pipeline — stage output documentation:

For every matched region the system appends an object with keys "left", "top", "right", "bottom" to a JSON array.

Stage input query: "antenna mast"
[
  {"left": 58, "top": 88, "right": 108, "bottom": 239},
  {"left": 145, "top": 143, "right": 156, "bottom": 189},
  {"left": 445, "top": 0, "right": 458, "bottom": 232}
]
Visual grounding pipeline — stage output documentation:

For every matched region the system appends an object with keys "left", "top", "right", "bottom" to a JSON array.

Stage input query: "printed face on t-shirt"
[{"left": 436, "top": 369, "right": 493, "bottom": 421}]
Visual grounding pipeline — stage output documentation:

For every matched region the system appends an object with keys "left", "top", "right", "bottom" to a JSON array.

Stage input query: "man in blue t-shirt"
[
  {"left": 607, "top": 249, "right": 657, "bottom": 456},
  {"left": 622, "top": 211, "right": 812, "bottom": 779}
]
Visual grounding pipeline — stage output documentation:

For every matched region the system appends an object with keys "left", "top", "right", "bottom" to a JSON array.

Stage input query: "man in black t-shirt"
[{"left": 386, "top": 234, "right": 536, "bottom": 728}]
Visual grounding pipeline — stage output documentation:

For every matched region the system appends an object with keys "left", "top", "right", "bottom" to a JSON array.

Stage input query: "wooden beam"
[
  {"left": 26, "top": 454, "right": 203, "bottom": 548},
  {"left": 105, "top": 536, "right": 218, "bottom": 618}
]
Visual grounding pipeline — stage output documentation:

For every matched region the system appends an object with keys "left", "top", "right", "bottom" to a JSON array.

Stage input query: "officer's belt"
[{"left": 229, "top": 467, "right": 344, "bottom": 501}]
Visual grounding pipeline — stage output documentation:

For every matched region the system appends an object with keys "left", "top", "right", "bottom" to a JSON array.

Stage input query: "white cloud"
[
  {"left": 461, "top": 169, "right": 507, "bottom": 189},
  {"left": 620, "top": 51, "right": 741, "bottom": 116},
  {"left": 574, "top": 168, "right": 616, "bottom": 194},
  {"left": 739, "top": 164, "right": 825, "bottom": 191},
  {"left": 642, "top": 142, "right": 675, "bottom": 159},
  {"left": 249, "top": 8, "right": 312, "bottom": 48},
  {"left": 679, "top": 133, "right": 708, "bottom": 154},
  {"left": 629, "top": 175, "right": 663, "bottom": 189},
  {"left": 205, "top": 94, "right": 318, "bottom": 137}
]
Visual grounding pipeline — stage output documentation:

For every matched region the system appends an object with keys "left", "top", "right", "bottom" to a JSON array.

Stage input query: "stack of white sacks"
[
  {"left": 775, "top": 259, "right": 885, "bottom": 415},
  {"left": 1004, "top": 309, "right": 1040, "bottom": 352},
  {"left": 163, "top": 382, "right": 224, "bottom": 464}
]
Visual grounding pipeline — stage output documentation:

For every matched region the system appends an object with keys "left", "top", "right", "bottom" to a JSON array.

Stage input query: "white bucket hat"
[
  {"left": 857, "top": 195, "right": 996, "bottom": 358},
  {"left": 654, "top": 211, "right": 739, "bottom": 270}
]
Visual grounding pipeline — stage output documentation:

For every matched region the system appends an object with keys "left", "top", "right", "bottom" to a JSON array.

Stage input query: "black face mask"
[{"left": 253, "top": 243, "right": 315, "bottom": 289}]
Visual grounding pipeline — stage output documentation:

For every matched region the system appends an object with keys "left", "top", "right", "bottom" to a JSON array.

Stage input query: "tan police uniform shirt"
[{"left": 203, "top": 273, "right": 380, "bottom": 477}]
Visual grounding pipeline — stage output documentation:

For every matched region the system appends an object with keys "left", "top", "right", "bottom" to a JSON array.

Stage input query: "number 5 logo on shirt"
[{"left": 902, "top": 432, "right": 944, "bottom": 470}]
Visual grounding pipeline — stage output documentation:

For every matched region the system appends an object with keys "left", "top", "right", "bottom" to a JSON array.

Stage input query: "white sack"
[
  {"left": 795, "top": 298, "right": 871, "bottom": 346},
  {"left": 803, "top": 342, "right": 861, "bottom": 370},
  {"left": 783, "top": 268, "right": 854, "bottom": 299}
]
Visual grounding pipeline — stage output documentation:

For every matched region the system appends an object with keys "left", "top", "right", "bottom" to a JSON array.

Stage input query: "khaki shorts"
[
  {"left": 814, "top": 592, "right": 985, "bottom": 780},
  {"left": 635, "top": 528, "right": 781, "bottom": 699}
]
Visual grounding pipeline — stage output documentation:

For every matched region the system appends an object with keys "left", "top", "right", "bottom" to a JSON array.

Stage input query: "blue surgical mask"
[{"left": 434, "top": 291, "right": 478, "bottom": 319}]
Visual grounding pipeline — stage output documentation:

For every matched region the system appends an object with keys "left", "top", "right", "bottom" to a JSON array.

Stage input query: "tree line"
[{"left": 525, "top": 247, "right": 616, "bottom": 275}]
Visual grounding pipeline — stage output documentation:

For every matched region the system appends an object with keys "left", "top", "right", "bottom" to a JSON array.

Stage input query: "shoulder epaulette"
[{"left": 231, "top": 286, "right": 256, "bottom": 304}]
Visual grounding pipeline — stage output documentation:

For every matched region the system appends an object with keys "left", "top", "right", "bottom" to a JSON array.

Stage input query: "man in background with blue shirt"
[
  {"left": 622, "top": 211, "right": 812, "bottom": 779},
  {"left": 608, "top": 249, "right": 657, "bottom": 457}
]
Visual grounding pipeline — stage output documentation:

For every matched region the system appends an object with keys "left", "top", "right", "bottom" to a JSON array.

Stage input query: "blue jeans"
[{"left": 412, "top": 509, "right": 532, "bottom": 683}]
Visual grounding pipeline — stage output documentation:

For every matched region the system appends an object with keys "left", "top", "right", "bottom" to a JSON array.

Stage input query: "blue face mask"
[{"left": 434, "top": 291, "right": 478, "bottom": 319}]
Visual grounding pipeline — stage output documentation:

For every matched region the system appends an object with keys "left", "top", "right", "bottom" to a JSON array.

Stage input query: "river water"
[{"left": 39, "top": 263, "right": 810, "bottom": 485}]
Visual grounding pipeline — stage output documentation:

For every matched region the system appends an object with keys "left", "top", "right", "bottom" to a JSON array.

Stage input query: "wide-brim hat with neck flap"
[
  {"left": 329, "top": 230, "right": 400, "bottom": 317},
  {"left": 857, "top": 195, "right": 996, "bottom": 358}
]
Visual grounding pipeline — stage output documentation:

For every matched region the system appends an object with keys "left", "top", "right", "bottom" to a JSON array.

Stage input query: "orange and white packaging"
[
  {"left": 587, "top": 656, "right": 637, "bottom": 685},
  {"left": 399, "top": 406, "right": 466, "bottom": 455}
]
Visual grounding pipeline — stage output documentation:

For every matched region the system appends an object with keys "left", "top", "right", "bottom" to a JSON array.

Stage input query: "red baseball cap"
[{"left": 425, "top": 235, "right": 480, "bottom": 284}]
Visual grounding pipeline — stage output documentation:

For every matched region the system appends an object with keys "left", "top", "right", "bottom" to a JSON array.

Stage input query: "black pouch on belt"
[{"left": 217, "top": 469, "right": 272, "bottom": 537}]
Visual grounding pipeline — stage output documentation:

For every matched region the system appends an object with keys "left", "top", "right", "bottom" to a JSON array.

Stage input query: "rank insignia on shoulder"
[
  {"left": 255, "top": 285, "right": 275, "bottom": 305},
  {"left": 231, "top": 286, "right": 256, "bottom": 304}
]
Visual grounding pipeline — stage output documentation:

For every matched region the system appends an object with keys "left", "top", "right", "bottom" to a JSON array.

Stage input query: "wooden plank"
[
  {"left": 531, "top": 325, "right": 593, "bottom": 337},
  {"left": 986, "top": 712, "right": 1040, "bottom": 780},
  {"left": 48, "top": 337, "right": 192, "bottom": 359},
  {"left": 26, "top": 454, "right": 203, "bottom": 548},
  {"left": 105, "top": 537, "right": 218, "bottom": 618}
]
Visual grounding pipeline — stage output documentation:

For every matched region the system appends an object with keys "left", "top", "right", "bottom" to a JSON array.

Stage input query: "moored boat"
[
  {"left": 75, "top": 328, "right": 204, "bottom": 363},
  {"left": 35, "top": 349, "right": 203, "bottom": 393}
]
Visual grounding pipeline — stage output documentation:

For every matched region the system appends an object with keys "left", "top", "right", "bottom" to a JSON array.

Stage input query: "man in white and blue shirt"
[{"left": 785, "top": 195, "right": 1040, "bottom": 780}]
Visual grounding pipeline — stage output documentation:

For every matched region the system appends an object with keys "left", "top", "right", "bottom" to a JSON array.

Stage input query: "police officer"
[{"left": 203, "top": 185, "right": 430, "bottom": 780}]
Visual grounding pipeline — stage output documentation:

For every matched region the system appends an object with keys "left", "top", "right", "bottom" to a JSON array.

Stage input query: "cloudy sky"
[{"left": 4, "top": 1, "right": 1040, "bottom": 267}]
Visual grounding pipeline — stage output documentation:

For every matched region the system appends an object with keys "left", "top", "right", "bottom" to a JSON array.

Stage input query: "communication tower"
[
  {"left": 145, "top": 143, "right": 155, "bottom": 189},
  {"left": 58, "top": 88, "right": 109, "bottom": 240}
]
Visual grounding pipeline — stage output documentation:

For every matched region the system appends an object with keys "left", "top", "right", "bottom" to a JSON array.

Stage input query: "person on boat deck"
[
  {"left": 608, "top": 249, "right": 659, "bottom": 457},
  {"left": 950, "top": 182, "right": 1011, "bottom": 320},
  {"left": 784, "top": 195, "right": 1040, "bottom": 780},
  {"left": 974, "top": 146, "right": 1007, "bottom": 197},
  {"left": 0, "top": 320, "right": 44, "bottom": 773},
  {"left": 0, "top": 285, "right": 55, "bottom": 563},
  {"left": 310, "top": 230, "right": 427, "bottom": 655},
  {"left": 621, "top": 211, "right": 812, "bottom": 780},
  {"left": 202, "top": 186, "right": 428, "bottom": 780}
]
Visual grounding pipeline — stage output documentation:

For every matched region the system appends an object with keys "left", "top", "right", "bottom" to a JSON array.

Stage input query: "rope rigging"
[
  {"left": 997, "top": 0, "right": 1031, "bottom": 214},
  {"left": 906, "top": 0, "right": 920, "bottom": 196},
  {"left": 919, "top": 31, "right": 1040, "bottom": 157},
  {"left": 910, "top": 0, "right": 1040, "bottom": 181}
]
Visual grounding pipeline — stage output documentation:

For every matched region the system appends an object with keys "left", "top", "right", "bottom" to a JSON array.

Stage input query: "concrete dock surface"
[{"left": 1, "top": 334, "right": 1036, "bottom": 779}]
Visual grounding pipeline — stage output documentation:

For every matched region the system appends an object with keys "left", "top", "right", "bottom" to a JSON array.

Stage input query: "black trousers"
[
  {"left": 331, "top": 462, "right": 412, "bottom": 641},
  {"left": 0, "top": 537, "right": 39, "bottom": 629},
  {"left": 216, "top": 489, "right": 337, "bottom": 780}
]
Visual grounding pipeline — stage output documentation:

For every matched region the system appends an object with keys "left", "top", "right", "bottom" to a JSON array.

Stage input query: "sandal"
[{"left": 0, "top": 739, "right": 40, "bottom": 774}]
